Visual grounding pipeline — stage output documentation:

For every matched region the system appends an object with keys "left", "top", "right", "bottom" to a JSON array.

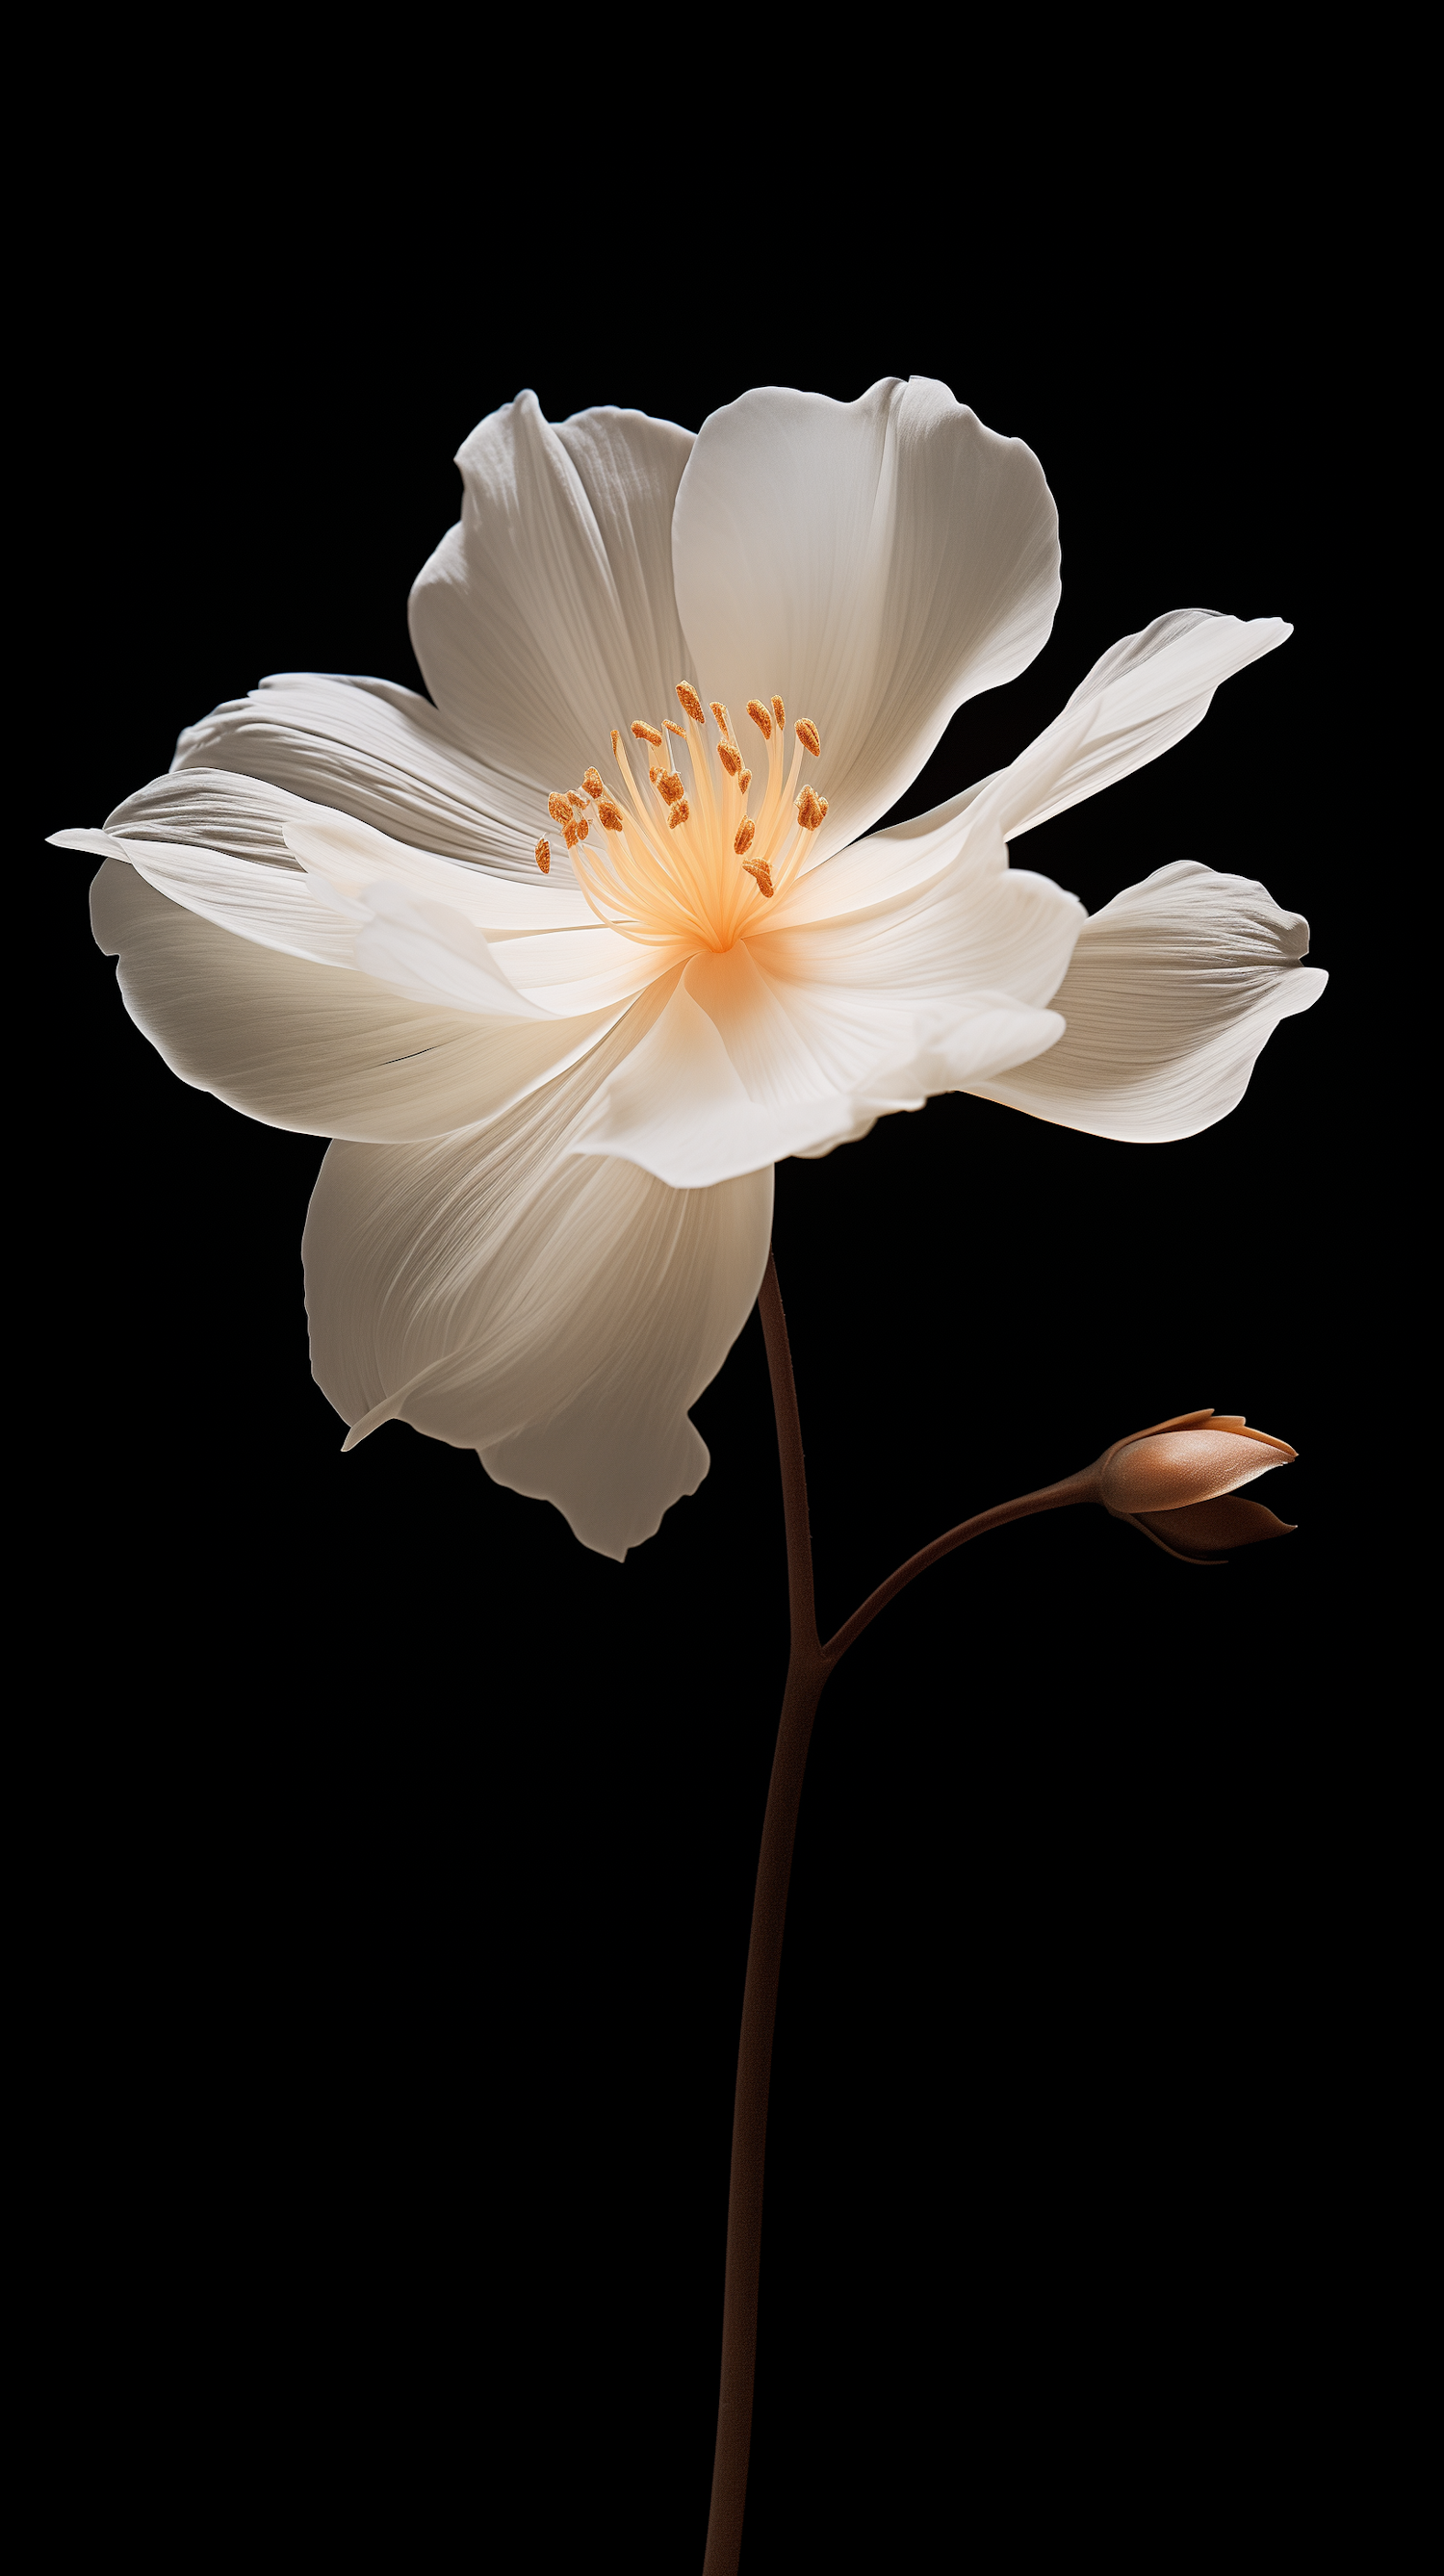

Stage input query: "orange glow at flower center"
[{"left": 533, "top": 683, "right": 828, "bottom": 952}]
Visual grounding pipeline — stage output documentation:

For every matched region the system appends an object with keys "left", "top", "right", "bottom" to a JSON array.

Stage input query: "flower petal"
[
  {"left": 986, "top": 608, "right": 1292, "bottom": 843},
  {"left": 274, "top": 808, "right": 671, "bottom": 1012},
  {"left": 753, "top": 859, "right": 1085, "bottom": 1015},
  {"left": 771, "top": 778, "right": 1003, "bottom": 929},
  {"left": 407, "top": 395, "right": 695, "bottom": 805},
  {"left": 302, "top": 1004, "right": 771, "bottom": 1558},
  {"left": 576, "top": 940, "right": 1063, "bottom": 1188},
  {"left": 78, "top": 823, "right": 566, "bottom": 1022},
  {"left": 776, "top": 607, "right": 1293, "bottom": 929},
  {"left": 67, "top": 804, "right": 641, "bottom": 1018},
  {"left": 165, "top": 675, "right": 552, "bottom": 875},
  {"left": 99, "top": 767, "right": 314, "bottom": 870},
  {"left": 90, "top": 859, "right": 617, "bottom": 1141},
  {"left": 670, "top": 378, "right": 1059, "bottom": 861},
  {"left": 277, "top": 805, "right": 595, "bottom": 930},
  {"left": 1135, "top": 1497, "right": 1295, "bottom": 1559},
  {"left": 1103, "top": 1426, "right": 1293, "bottom": 1512},
  {"left": 967, "top": 861, "right": 1327, "bottom": 1140}
]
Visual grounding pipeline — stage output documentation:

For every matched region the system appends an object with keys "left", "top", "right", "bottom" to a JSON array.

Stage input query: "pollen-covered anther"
[
  {"left": 743, "top": 858, "right": 775, "bottom": 897},
  {"left": 575, "top": 818, "right": 589, "bottom": 840},
  {"left": 717, "top": 740, "right": 742, "bottom": 778},
  {"left": 534, "top": 837, "right": 551, "bottom": 875},
  {"left": 596, "top": 798, "right": 626, "bottom": 832},
  {"left": 795, "top": 718, "right": 821, "bottom": 758},
  {"left": 676, "top": 683, "right": 706, "bottom": 722},
  {"left": 567, "top": 790, "right": 588, "bottom": 811},
  {"left": 582, "top": 767, "right": 606, "bottom": 798},
  {"left": 667, "top": 799, "right": 690, "bottom": 829},
  {"left": 737, "top": 769, "right": 752, "bottom": 795},
  {"left": 771, "top": 696, "right": 785, "bottom": 732},
  {"left": 649, "top": 765, "right": 659, "bottom": 783},
  {"left": 632, "top": 720, "right": 664, "bottom": 747},
  {"left": 547, "top": 791, "right": 574, "bottom": 826},
  {"left": 734, "top": 818, "right": 756, "bottom": 856},
  {"left": 663, "top": 719, "right": 684, "bottom": 736},
  {"left": 796, "top": 786, "right": 827, "bottom": 830},
  {"left": 746, "top": 699, "right": 773, "bottom": 740},
  {"left": 658, "top": 769, "right": 685, "bottom": 805},
  {"left": 709, "top": 702, "right": 732, "bottom": 735},
  {"left": 563, "top": 821, "right": 580, "bottom": 850}
]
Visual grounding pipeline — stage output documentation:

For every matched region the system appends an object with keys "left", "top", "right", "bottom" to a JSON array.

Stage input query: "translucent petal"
[
  {"left": 303, "top": 997, "right": 771, "bottom": 1558},
  {"left": 968, "top": 862, "right": 1326, "bottom": 1140},
  {"left": 90, "top": 860, "right": 616, "bottom": 1142},
  {"left": 407, "top": 396, "right": 694, "bottom": 811},
  {"left": 671, "top": 378, "right": 1060, "bottom": 864}
]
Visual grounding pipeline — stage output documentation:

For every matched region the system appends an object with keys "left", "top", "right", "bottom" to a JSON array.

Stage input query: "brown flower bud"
[{"left": 1091, "top": 1409, "right": 1297, "bottom": 1564}]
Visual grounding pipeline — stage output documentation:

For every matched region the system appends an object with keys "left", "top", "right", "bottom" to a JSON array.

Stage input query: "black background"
[{"left": 24, "top": 91, "right": 1395, "bottom": 2573}]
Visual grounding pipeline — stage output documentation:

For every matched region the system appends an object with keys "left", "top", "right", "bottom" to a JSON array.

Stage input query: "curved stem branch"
[{"left": 821, "top": 1469, "right": 1096, "bottom": 1663}]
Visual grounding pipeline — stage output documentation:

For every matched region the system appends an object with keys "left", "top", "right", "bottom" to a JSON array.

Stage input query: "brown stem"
[
  {"left": 702, "top": 1249, "right": 1097, "bottom": 2573},
  {"left": 702, "top": 1252, "right": 828, "bottom": 2576},
  {"left": 821, "top": 1468, "right": 1096, "bottom": 1663}
]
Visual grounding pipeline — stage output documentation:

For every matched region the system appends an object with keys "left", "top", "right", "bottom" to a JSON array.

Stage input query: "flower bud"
[{"left": 1091, "top": 1409, "right": 1297, "bottom": 1564}]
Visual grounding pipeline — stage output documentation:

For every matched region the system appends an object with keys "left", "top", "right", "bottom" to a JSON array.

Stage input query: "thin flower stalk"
[{"left": 702, "top": 1252, "right": 1298, "bottom": 2575}]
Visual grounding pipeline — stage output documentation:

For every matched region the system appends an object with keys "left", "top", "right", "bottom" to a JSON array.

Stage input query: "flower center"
[{"left": 532, "top": 683, "right": 828, "bottom": 951}]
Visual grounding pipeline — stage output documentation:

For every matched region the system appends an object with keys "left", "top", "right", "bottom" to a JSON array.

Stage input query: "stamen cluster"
[{"left": 534, "top": 683, "right": 828, "bottom": 950}]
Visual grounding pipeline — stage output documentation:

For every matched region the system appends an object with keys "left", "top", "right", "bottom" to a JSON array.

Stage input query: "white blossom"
[{"left": 57, "top": 381, "right": 1325, "bottom": 1557}]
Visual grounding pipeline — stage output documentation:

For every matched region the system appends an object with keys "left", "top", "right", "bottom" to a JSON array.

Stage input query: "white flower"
[{"left": 57, "top": 380, "right": 1326, "bottom": 1559}]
